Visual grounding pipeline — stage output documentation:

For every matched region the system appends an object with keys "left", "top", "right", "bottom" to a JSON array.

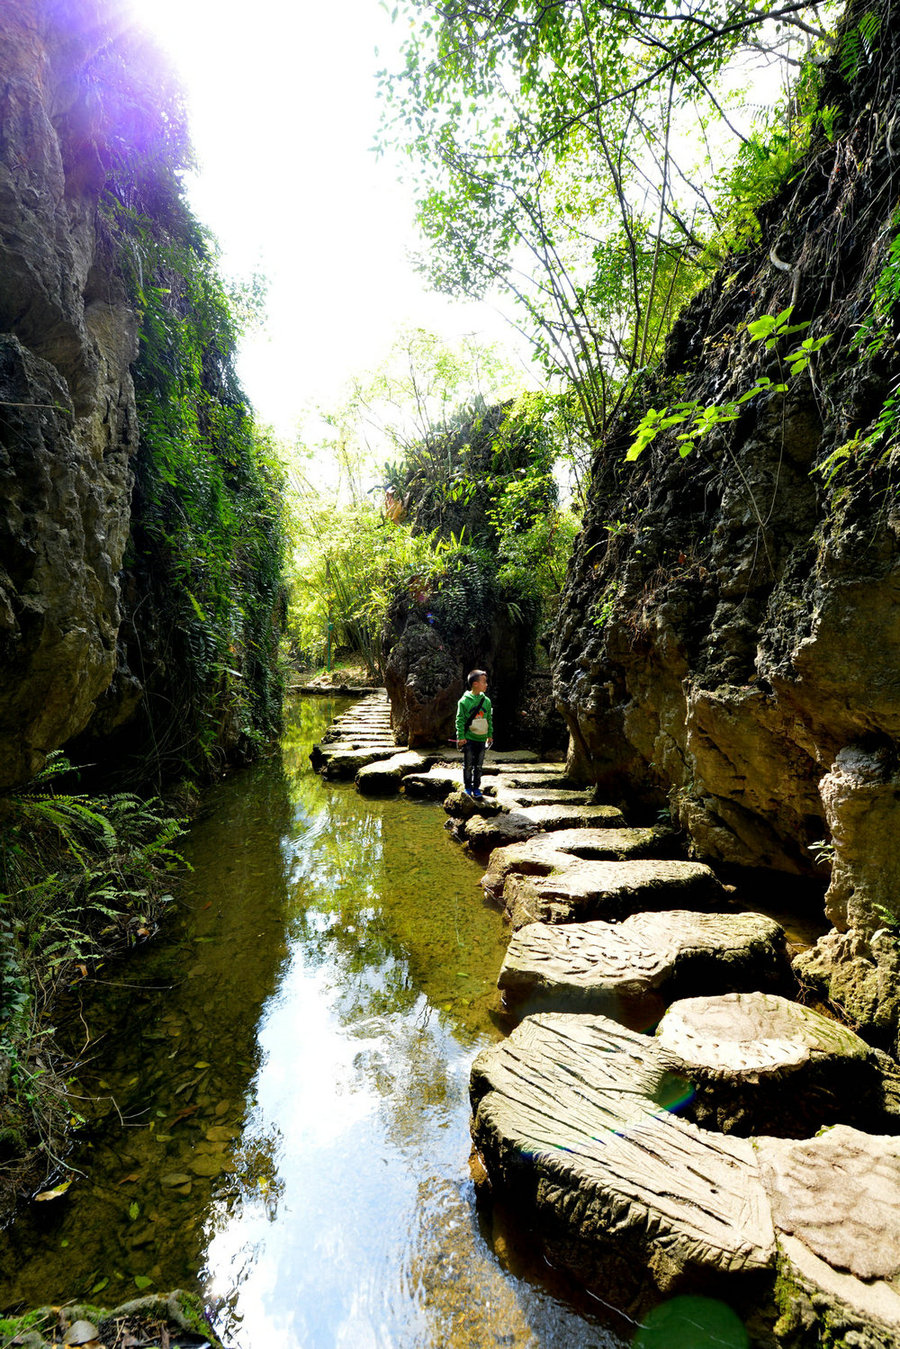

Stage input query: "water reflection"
[{"left": 1, "top": 697, "right": 623, "bottom": 1348}]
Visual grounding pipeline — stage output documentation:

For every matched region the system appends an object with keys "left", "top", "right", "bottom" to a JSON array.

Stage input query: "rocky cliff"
[
  {"left": 552, "top": 0, "right": 900, "bottom": 1044},
  {"left": 1, "top": 0, "right": 139, "bottom": 792},
  {"left": 1, "top": 0, "right": 284, "bottom": 795}
]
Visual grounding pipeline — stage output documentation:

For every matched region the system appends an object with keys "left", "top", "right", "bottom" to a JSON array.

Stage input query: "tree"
[{"left": 378, "top": 0, "right": 837, "bottom": 441}]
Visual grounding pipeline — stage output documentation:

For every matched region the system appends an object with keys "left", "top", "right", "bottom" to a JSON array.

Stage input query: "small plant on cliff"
[{"left": 625, "top": 306, "right": 830, "bottom": 461}]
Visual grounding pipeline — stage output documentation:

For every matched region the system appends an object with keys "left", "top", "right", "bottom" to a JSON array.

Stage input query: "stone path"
[
  {"left": 311, "top": 692, "right": 900, "bottom": 1344},
  {"left": 498, "top": 910, "right": 791, "bottom": 1021}
]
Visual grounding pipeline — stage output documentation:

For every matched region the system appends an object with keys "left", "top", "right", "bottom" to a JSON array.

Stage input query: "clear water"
[{"left": 0, "top": 697, "right": 625, "bottom": 1348}]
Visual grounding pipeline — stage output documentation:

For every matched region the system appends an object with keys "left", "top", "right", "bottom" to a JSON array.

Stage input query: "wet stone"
[
  {"left": 498, "top": 910, "right": 791, "bottom": 1022},
  {"left": 657, "top": 991, "right": 900, "bottom": 1136},
  {"left": 470, "top": 1011, "right": 775, "bottom": 1312},
  {"left": 500, "top": 857, "right": 725, "bottom": 930}
]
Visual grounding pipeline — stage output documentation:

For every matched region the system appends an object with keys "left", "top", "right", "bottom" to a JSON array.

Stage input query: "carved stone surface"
[
  {"left": 499, "top": 911, "right": 791, "bottom": 1020},
  {"left": 470, "top": 1011, "right": 776, "bottom": 1310},
  {"left": 500, "top": 857, "right": 724, "bottom": 929},
  {"left": 481, "top": 826, "right": 679, "bottom": 900},
  {"left": 758, "top": 1126, "right": 900, "bottom": 1347},
  {"left": 657, "top": 992, "right": 899, "bottom": 1136}
]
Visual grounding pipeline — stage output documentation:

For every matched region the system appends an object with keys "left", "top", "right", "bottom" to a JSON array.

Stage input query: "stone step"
[
  {"left": 656, "top": 990, "right": 900, "bottom": 1137},
  {"left": 470, "top": 1011, "right": 776, "bottom": 1310},
  {"left": 463, "top": 803, "right": 627, "bottom": 852},
  {"left": 498, "top": 857, "right": 725, "bottom": 930},
  {"left": 480, "top": 826, "right": 679, "bottom": 898},
  {"left": 470, "top": 1011, "right": 900, "bottom": 1338},
  {"left": 356, "top": 751, "right": 434, "bottom": 794},
  {"left": 498, "top": 910, "right": 792, "bottom": 1022}
]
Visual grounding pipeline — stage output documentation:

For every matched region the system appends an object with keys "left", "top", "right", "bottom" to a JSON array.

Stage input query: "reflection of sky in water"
[{"left": 204, "top": 701, "right": 617, "bottom": 1347}]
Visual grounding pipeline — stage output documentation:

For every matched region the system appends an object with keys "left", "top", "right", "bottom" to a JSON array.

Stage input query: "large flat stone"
[
  {"left": 657, "top": 992, "right": 900, "bottom": 1136},
  {"left": 501, "top": 857, "right": 725, "bottom": 929},
  {"left": 499, "top": 910, "right": 791, "bottom": 1021},
  {"left": 463, "top": 811, "right": 542, "bottom": 850},
  {"left": 514, "top": 803, "right": 628, "bottom": 830},
  {"left": 481, "top": 827, "right": 680, "bottom": 900},
  {"left": 319, "top": 747, "right": 397, "bottom": 780},
  {"left": 470, "top": 1012, "right": 776, "bottom": 1310},
  {"left": 356, "top": 751, "right": 431, "bottom": 794},
  {"left": 490, "top": 787, "right": 590, "bottom": 808},
  {"left": 403, "top": 766, "right": 465, "bottom": 799},
  {"left": 758, "top": 1126, "right": 900, "bottom": 1347}
]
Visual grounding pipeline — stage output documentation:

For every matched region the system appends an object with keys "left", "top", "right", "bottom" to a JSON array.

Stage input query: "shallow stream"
[{"left": 0, "top": 697, "right": 627, "bottom": 1348}]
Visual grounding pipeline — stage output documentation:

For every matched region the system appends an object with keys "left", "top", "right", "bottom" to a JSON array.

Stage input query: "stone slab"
[
  {"left": 514, "top": 803, "right": 628, "bottom": 830},
  {"left": 490, "top": 787, "right": 589, "bottom": 807},
  {"left": 320, "top": 748, "right": 398, "bottom": 780},
  {"left": 470, "top": 1012, "right": 775, "bottom": 1309},
  {"left": 356, "top": 751, "right": 431, "bottom": 794},
  {"left": 481, "top": 827, "right": 680, "bottom": 900},
  {"left": 498, "top": 910, "right": 791, "bottom": 1020},
  {"left": 403, "top": 766, "right": 465, "bottom": 799},
  {"left": 657, "top": 992, "right": 898, "bottom": 1136},
  {"left": 501, "top": 857, "right": 725, "bottom": 930},
  {"left": 463, "top": 811, "right": 542, "bottom": 851},
  {"left": 758, "top": 1126, "right": 900, "bottom": 1346}
]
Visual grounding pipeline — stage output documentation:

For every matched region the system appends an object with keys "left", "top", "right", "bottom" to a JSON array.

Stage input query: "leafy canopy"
[{"left": 378, "top": 0, "right": 836, "bottom": 439}]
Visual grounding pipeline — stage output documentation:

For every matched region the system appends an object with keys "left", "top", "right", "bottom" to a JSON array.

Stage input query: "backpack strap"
[{"left": 464, "top": 696, "right": 485, "bottom": 730}]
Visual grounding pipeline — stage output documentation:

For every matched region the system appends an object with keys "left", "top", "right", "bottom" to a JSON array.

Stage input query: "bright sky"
[{"left": 136, "top": 0, "right": 524, "bottom": 439}]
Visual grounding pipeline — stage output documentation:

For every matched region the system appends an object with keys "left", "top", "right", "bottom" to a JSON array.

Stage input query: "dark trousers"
[{"left": 463, "top": 738, "right": 486, "bottom": 793}]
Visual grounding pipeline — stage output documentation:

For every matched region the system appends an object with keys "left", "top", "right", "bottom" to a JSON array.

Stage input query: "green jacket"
[{"left": 456, "top": 690, "right": 493, "bottom": 741}]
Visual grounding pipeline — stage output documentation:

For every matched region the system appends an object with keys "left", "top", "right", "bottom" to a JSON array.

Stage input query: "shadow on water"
[{"left": 0, "top": 697, "right": 629, "bottom": 1349}]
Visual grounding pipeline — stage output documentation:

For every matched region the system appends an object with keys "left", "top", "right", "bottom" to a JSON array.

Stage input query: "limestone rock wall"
[
  {"left": 0, "top": 0, "right": 138, "bottom": 791},
  {"left": 551, "top": 0, "right": 900, "bottom": 1041}
]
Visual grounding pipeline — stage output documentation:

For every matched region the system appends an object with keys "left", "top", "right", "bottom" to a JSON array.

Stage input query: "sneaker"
[{"left": 472, "top": 790, "right": 483, "bottom": 800}]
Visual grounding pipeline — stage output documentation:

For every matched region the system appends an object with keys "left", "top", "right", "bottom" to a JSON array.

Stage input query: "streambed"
[{"left": 0, "top": 697, "right": 624, "bottom": 1348}]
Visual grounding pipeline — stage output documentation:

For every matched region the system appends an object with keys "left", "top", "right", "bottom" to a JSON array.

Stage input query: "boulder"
[
  {"left": 498, "top": 910, "right": 792, "bottom": 1022},
  {"left": 470, "top": 1011, "right": 776, "bottom": 1313},
  {"left": 500, "top": 857, "right": 725, "bottom": 929},
  {"left": 656, "top": 992, "right": 900, "bottom": 1136}
]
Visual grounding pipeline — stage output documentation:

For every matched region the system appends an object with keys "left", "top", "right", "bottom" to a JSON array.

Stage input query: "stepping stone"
[
  {"left": 757, "top": 1125, "right": 900, "bottom": 1346},
  {"left": 319, "top": 747, "right": 397, "bottom": 780},
  {"left": 498, "top": 911, "right": 792, "bottom": 1021},
  {"left": 403, "top": 766, "right": 464, "bottom": 799},
  {"left": 491, "top": 769, "right": 575, "bottom": 789},
  {"left": 463, "top": 802, "right": 627, "bottom": 854},
  {"left": 481, "top": 827, "right": 679, "bottom": 900},
  {"left": 464, "top": 811, "right": 542, "bottom": 850},
  {"left": 470, "top": 1011, "right": 776, "bottom": 1311},
  {"left": 500, "top": 857, "right": 724, "bottom": 930},
  {"left": 490, "top": 787, "right": 589, "bottom": 807},
  {"left": 515, "top": 803, "right": 628, "bottom": 830},
  {"left": 656, "top": 991, "right": 900, "bottom": 1136},
  {"left": 356, "top": 751, "right": 431, "bottom": 794}
]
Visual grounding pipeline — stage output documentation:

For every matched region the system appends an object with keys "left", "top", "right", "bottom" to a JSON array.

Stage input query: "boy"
[{"left": 455, "top": 669, "right": 493, "bottom": 799}]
